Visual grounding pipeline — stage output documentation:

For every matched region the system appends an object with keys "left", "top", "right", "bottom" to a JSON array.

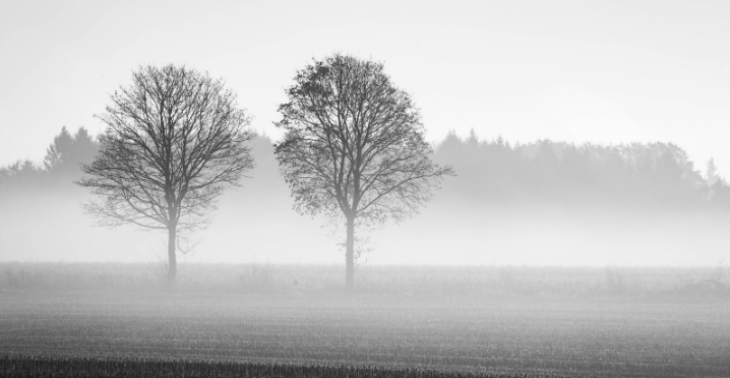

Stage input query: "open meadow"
[{"left": 1, "top": 263, "right": 729, "bottom": 377}]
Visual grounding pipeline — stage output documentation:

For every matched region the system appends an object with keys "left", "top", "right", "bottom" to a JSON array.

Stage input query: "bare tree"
[
  {"left": 274, "top": 54, "right": 453, "bottom": 291},
  {"left": 79, "top": 65, "right": 254, "bottom": 286}
]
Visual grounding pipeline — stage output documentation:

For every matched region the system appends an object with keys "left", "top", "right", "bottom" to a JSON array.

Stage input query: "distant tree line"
[
  {"left": 0, "top": 127, "right": 278, "bottom": 194},
  {"left": 0, "top": 126, "right": 97, "bottom": 192},
  {"left": 4, "top": 127, "right": 730, "bottom": 208},
  {"left": 433, "top": 130, "right": 730, "bottom": 210}
]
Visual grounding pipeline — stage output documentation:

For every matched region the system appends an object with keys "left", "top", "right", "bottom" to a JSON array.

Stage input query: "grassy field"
[
  {"left": 1, "top": 262, "right": 729, "bottom": 297},
  {"left": 0, "top": 356, "right": 581, "bottom": 378},
  {"left": 0, "top": 263, "right": 729, "bottom": 377}
]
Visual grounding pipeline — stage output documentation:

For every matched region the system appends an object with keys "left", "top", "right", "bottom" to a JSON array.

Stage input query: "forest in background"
[
  {"left": 4, "top": 126, "right": 730, "bottom": 209},
  {"left": 434, "top": 130, "right": 730, "bottom": 209},
  {"left": 1, "top": 126, "right": 729, "bottom": 265}
]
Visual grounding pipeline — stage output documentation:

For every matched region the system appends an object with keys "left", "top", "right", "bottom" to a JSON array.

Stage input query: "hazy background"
[
  {"left": 1, "top": 0, "right": 729, "bottom": 266},
  {"left": 2, "top": 1, "right": 729, "bottom": 172},
  {"left": 2, "top": 129, "right": 729, "bottom": 266}
]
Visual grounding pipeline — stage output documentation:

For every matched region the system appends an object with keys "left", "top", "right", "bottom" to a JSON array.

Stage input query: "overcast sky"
[{"left": 2, "top": 0, "right": 729, "bottom": 175}]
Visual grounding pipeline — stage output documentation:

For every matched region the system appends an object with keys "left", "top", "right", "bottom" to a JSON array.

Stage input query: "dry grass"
[{"left": 0, "top": 262, "right": 728, "bottom": 298}]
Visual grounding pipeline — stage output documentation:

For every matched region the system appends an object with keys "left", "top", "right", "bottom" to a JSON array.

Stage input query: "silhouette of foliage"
[
  {"left": 43, "top": 126, "right": 99, "bottom": 183},
  {"left": 78, "top": 64, "right": 254, "bottom": 286},
  {"left": 2, "top": 127, "right": 726, "bottom": 215},
  {"left": 0, "top": 159, "right": 44, "bottom": 192},
  {"left": 275, "top": 54, "right": 453, "bottom": 291},
  {"left": 0, "top": 126, "right": 99, "bottom": 196},
  {"left": 433, "top": 131, "right": 724, "bottom": 210}
]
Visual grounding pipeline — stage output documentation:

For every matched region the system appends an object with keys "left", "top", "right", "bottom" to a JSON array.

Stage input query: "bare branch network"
[
  {"left": 274, "top": 54, "right": 453, "bottom": 290},
  {"left": 275, "top": 55, "right": 454, "bottom": 226},
  {"left": 79, "top": 65, "right": 255, "bottom": 235}
]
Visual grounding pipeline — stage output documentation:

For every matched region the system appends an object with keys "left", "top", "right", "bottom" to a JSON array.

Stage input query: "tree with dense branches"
[
  {"left": 275, "top": 54, "right": 453, "bottom": 291},
  {"left": 79, "top": 65, "right": 254, "bottom": 286}
]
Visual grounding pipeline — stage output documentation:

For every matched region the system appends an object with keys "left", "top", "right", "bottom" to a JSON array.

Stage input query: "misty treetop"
[
  {"left": 275, "top": 55, "right": 452, "bottom": 223},
  {"left": 0, "top": 126, "right": 97, "bottom": 193},
  {"left": 44, "top": 126, "right": 98, "bottom": 179}
]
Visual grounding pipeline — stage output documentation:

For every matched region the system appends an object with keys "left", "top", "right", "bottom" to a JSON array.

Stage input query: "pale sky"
[{"left": 2, "top": 0, "right": 729, "bottom": 175}]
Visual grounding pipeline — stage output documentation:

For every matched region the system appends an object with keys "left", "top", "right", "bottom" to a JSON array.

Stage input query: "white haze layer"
[{"left": 1, "top": 179, "right": 727, "bottom": 266}]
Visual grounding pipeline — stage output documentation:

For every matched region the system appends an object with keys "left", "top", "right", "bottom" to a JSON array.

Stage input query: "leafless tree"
[
  {"left": 79, "top": 65, "right": 254, "bottom": 286},
  {"left": 275, "top": 54, "right": 453, "bottom": 291}
]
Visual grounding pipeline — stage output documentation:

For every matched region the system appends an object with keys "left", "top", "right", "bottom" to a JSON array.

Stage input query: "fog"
[
  {"left": 1, "top": 133, "right": 727, "bottom": 267},
  {"left": 1, "top": 1, "right": 728, "bottom": 269},
  {"left": 3, "top": 4, "right": 730, "bottom": 378}
]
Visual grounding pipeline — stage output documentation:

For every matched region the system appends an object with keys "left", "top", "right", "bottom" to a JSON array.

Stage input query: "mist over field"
[
  {"left": 1, "top": 131, "right": 728, "bottom": 267},
  {"left": 3, "top": 3, "right": 730, "bottom": 377}
]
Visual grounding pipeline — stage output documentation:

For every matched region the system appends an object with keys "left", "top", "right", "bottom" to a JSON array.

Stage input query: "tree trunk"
[
  {"left": 345, "top": 215, "right": 355, "bottom": 292},
  {"left": 167, "top": 224, "right": 177, "bottom": 288}
]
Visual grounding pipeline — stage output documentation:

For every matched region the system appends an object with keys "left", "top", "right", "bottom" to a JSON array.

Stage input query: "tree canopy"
[
  {"left": 78, "top": 64, "right": 254, "bottom": 285},
  {"left": 275, "top": 54, "right": 453, "bottom": 290}
]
